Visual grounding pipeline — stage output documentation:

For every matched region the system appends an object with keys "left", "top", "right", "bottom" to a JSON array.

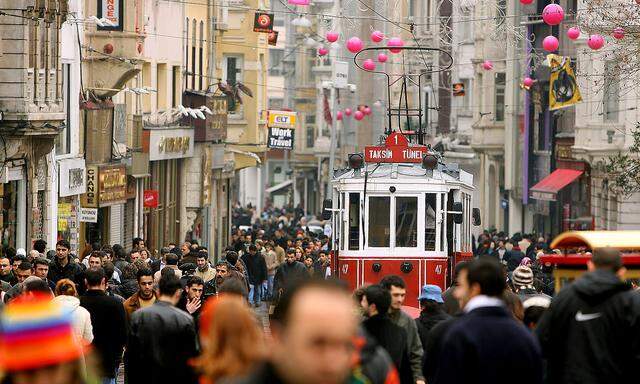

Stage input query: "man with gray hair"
[{"left": 536, "top": 247, "right": 640, "bottom": 383}]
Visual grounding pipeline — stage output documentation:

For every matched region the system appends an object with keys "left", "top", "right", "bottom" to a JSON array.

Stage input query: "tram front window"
[
  {"left": 348, "top": 193, "right": 360, "bottom": 250},
  {"left": 368, "top": 197, "right": 390, "bottom": 247},
  {"left": 396, "top": 197, "right": 417, "bottom": 247},
  {"left": 425, "top": 194, "right": 437, "bottom": 251}
]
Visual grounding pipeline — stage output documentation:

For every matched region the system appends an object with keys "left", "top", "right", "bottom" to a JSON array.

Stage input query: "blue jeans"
[
  {"left": 263, "top": 275, "right": 275, "bottom": 300},
  {"left": 248, "top": 283, "right": 262, "bottom": 306}
]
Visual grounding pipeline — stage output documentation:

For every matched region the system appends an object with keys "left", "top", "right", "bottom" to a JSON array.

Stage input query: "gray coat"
[{"left": 389, "top": 308, "right": 425, "bottom": 382}]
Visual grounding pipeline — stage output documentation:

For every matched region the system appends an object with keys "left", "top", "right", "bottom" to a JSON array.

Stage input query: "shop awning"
[
  {"left": 266, "top": 179, "right": 293, "bottom": 194},
  {"left": 530, "top": 169, "right": 583, "bottom": 201},
  {"left": 226, "top": 147, "right": 262, "bottom": 171}
]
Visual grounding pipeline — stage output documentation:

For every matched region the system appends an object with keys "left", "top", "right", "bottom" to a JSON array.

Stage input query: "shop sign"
[
  {"left": 268, "top": 111, "right": 297, "bottom": 129},
  {"left": 79, "top": 207, "right": 98, "bottom": 223},
  {"left": 253, "top": 12, "right": 274, "bottom": 33},
  {"left": 268, "top": 127, "right": 295, "bottom": 150},
  {"left": 98, "top": 165, "right": 127, "bottom": 206},
  {"left": 143, "top": 190, "right": 159, "bottom": 208},
  {"left": 148, "top": 128, "right": 195, "bottom": 160},
  {"left": 364, "top": 132, "right": 428, "bottom": 163},
  {"left": 97, "top": 0, "right": 123, "bottom": 31},
  {"left": 82, "top": 166, "right": 99, "bottom": 208},
  {"left": 57, "top": 203, "right": 72, "bottom": 232},
  {"left": 59, "top": 158, "right": 87, "bottom": 197},
  {"left": 332, "top": 61, "right": 349, "bottom": 89}
]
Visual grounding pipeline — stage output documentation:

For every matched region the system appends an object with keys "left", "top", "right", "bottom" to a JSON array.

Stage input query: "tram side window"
[
  {"left": 396, "top": 197, "right": 418, "bottom": 247},
  {"left": 348, "top": 193, "right": 360, "bottom": 250},
  {"left": 425, "top": 194, "right": 437, "bottom": 251},
  {"left": 368, "top": 197, "right": 390, "bottom": 247}
]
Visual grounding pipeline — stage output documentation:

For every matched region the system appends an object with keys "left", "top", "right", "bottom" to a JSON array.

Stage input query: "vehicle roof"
[
  {"left": 332, "top": 162, "right": 474, "bottom": 186},
  {"left": 550, "top": 231, "right": 640, "bottom": 250}
]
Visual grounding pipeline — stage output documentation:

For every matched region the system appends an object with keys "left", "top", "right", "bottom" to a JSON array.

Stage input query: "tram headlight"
[
  {"left": 422, "top": 153, "right": 438, "bottom": 170},
  {"left": 348, "top": 153, "right": 364, "bottom": 169}
]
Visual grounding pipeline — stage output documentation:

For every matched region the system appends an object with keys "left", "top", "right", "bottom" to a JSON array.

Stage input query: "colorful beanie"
[{"left": 0, "top": 293, "right": 84, "bottom": 372}]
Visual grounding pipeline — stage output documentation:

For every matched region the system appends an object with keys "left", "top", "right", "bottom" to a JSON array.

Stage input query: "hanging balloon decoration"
[
  {"left": 344, "top": 108, "right": 352, "bottom": 116},
  {"left": 318, "top": 47, "right": 328, "bottom": 56},
  {"left": 377, "top": 53, "right": 388, "bottom": 63},
  {"left": 612, "top": 27, "right": 625, "bottom": 40},
  {"left": 523, "top": 77, "right": 534, "bottom": 88},
  {"left": 519, "top": 0, "right": 534, "bottom": 4},
  {"left": 346, "top": 37, "right": 364, "bottom": 53},
  {"left": 371, "top": 30, "right": 384, "bottom": 43},
  {"left": 354, "top": 111, "right": 364, "bottom": 120},
  {"left": 336, "top": 111, "right": 343, "bottom": 121},
  {"left": 387, "top": 37, "right": 404, "bottom": 53},
  {"left": 326, "top": 31, "right": 339, "bottom": 42},
  {"left": 363, "top": 59, "right": 376, "bottom": 71},
  {"left": 587, "top": 34, "right": 605, "bottom": 50},
  {"left": 542, "top": 35, "right": 559, "bottom": 52},
  {"left": 363, "top": 106, "right": 372, "bottom": 115},
  {"left": 566, "top": 27, "right": 581, "bottom": 40},
  {"left": 542, "top": 3, "right": 564, "bottom": 26},
  {"left": 482, "top": 60, "right": 493, "bottom": 70}
]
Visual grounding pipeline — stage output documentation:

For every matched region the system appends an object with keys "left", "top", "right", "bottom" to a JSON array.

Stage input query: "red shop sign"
[
  {"left": 364, "top": 132, "right": 428, "bottom": 163},
  {"left": 143, "top": 190, "right": 159, "bottom": 208}
]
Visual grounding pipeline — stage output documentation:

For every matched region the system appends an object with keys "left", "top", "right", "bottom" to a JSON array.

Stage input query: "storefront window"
[
  {"left": 396, "top": 197, "right": 418, "bottom": 247},
  {"left": 368, "top": 197, "right": 390, "bottom": 247}
]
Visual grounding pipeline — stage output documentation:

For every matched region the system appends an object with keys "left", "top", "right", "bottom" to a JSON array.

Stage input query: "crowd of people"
[{"left": 0, "top": 207, "right": 639, "bottom": 384}]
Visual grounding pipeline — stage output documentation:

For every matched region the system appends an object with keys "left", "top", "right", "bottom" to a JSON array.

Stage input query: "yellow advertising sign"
[
  {"left": 548, "top": 54, "right": 582, "bottom": 111},
  {"left": 268, "top": 110, "right": 297, "bottom": 129}
]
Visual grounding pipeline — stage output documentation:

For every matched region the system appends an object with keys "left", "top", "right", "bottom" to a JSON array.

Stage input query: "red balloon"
[{"left": 354, "top": 111, "right": 364, "bottom": 120}]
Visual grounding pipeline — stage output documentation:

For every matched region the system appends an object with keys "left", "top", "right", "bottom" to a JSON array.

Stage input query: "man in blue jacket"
[{"left": 434, "top": 258, "right": 543, "bottom": 384}]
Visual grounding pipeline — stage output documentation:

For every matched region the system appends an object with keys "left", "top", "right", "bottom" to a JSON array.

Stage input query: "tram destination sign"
[{"left": 364, "top": 132, "right": 428, "bottom": 163}]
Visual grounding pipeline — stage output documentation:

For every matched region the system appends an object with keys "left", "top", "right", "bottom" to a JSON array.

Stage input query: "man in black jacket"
[
  {"left": 80, "top": 267, "right": 127, "bottom": 383},
  {"left": 241, "top": 244, "right": 268, "bottom": 307},
  {"left": 536, "top": 247, "right": 640, "bottom": 384},
  {"left": 48, "top": 240, "right": 84, "bottom": 285},
  {"left": 125, "top": 273, "right": 199, "bottom": 384},
  {"left": 361, "top": 284, "right": 413, "bottom": 384},
  {"left": 434, "top": 258, "right": 542, "bottom": 384},
  {"left": 273, "top": 248, "right": 308, "bottom": 301}
]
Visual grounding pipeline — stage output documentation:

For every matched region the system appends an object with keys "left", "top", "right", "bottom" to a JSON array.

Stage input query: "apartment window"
[
  {"left": 199, "top": 21, "right": 205, "bottom": 90},
  {"left": 269, "top": 49, "right": 284, "bottom": 76},
  {"left": 305, "top": 114, "right": 316, "bottom": 148},
  {"left": 460, "top": 78, "right": 472, "bottom": 113},
  {"left": 459, "top": 10, "right": 473, "bottom": 43},
  {"left": 496, "top": 0, "right": 506, "bottom": 26},
  {"left": 55, "top": 63, "right": 72, "bottom": 156},
  {"left": 172, "top": 66, "right": 181, "bottom": 108},
  {"left": 142, "top": 62, "right": 152, "bottom": 113},
  {"left": 306, "top": 49, "right": 316, "bottom": 85},
  {"left": 191, "top": 21, "right": 197, "bottom": 89},
  {"left": 603, "top": 61, "right": 619, "bottom": 122},
  {"left": 494, "top": 72, "right": 506, "bottom": 122},
  {"left": 223, "top": 55, "right": 244, "bottom": 116}
]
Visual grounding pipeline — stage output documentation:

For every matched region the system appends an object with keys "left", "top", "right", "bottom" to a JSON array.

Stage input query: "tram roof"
[{"left": 332, "top": 162, "right": 474, "bottom": 186}]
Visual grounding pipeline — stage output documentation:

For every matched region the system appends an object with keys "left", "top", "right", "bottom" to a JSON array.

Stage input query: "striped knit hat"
[
  {"left": 0, "top": 293, "right": 84, "bottom": 372},
  {"left": 512, "top": 266, "right": 535, "bottom": 290}
]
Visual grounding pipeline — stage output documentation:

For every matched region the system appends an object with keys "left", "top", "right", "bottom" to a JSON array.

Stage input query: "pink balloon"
[
  {"left": 344, "top": 108, "right": 352, "bottom": 116},
  {"left": 371, "top": 30, "right": 384, "bottom": 43},
  {"left": 354, "top": 111, "right": 364, "bottom": 121},
  {"left": 326, "top": 32, "right": 339, "bottom": 43},
  {"left": 318, "top": 47, "right": 328, "bottom": 56},
  {"left": 363, "top": 106, "right": 372, "bottom": 115},
  {"left": 587, "top": 34, "right": 605, "bottom": 50},
  {"left": 542, "top": 35, "right": 559, "bottom": 52},
  {"left": 542, "top": 3, "right": 564, "bottom": 26},
  {"left": 377, "top": 53, "right": 388, "bottom": 63},
  {"left": 567, "top": 27, "right": 581, "bottom": 40},
  {"left": 482, "top": 60, "right": 493, "bottom": 70},
  {"left": 363, "top": 59, "right": 376, "bottom": 71},
  {"left": 613, "top": 27, "right": 625, "bottom": 40},
  {"left": 523, "top": 77, "right": 534, "bottom": 87},
  {"left": 388, "top": 37, "right": 404, "bottom": 53},
  {"left": 336, "top": 111, "right": 343, "bottom": 121},
  {"left": 346, "top": 37, "right": 364, "bottom": 53},
  {"left": 520, "top": 0, "right": 534, "bottom": 4}
]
